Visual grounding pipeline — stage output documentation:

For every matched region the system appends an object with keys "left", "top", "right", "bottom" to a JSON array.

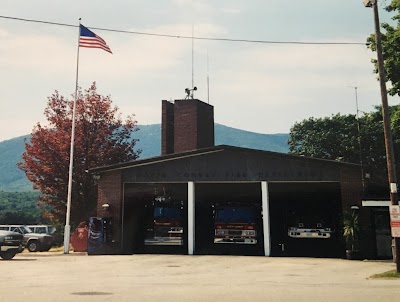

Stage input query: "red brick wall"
[
  {"left": 340, "top": 166, "right": 362, "bottom": 211},
  {"left": 161, "top": 100, "right": 174, "bottom": 155},
  {"left": 97, "top": 170, "right": 123, "bottom": 242},
  {"left": 340, "top": 166, "right": 376, "bottom": 258},
  {"left": 196, "top": 100, "right": 215, "bottom": 149},
  {"left": 173, "top": 99, "right": 214, "bottom": 153},
  {"left": 174, "top": 99, "right": 198, "bottom": 153}
]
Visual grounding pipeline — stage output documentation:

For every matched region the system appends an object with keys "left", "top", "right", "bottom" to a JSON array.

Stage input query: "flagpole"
[{"left": 64, "top": 18, "right": 81, "bottom": 254}]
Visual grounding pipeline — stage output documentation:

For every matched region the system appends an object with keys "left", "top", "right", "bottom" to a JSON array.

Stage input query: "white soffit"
[{"left": 362, "top": 200, "right": 391, "bottom": 207}]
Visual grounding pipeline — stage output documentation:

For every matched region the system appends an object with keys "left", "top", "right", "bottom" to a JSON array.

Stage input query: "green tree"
[
  {"left": 368, "top": 0, "right": 400, "bottom": 96},
  {"left": 288, "top": 113, "right": 359, "bottom": 161},
  {"left": 288, "top": 106, "right": 400, "bottom": 197},
  {"left": 18, "top": 83, "right": 141, "bottom": 227}
]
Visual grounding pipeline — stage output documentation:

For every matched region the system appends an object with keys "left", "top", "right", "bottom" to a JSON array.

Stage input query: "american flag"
[{"left": 79, "top": 24, "right": 112, "bottom": 54}]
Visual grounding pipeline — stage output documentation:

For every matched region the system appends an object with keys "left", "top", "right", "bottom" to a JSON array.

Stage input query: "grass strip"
[{"left": 370, "top": 270, "right": 400, "bottom": 279}]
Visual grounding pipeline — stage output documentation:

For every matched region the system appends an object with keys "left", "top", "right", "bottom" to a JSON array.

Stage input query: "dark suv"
[
  {"left": 0, "top": 230, "right": 24, "bottom": 260},
  {"left": 0, "top": 225, "right": 54, "bottom": 252}
]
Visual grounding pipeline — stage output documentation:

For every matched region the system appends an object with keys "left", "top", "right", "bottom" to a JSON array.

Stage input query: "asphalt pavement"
[{"left": 1, "top": 252, "right": 399, "bottom": 302}]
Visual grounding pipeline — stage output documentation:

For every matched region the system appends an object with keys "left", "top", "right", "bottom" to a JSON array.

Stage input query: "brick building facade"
[{"left": 90, "top": 98, "right": 372, "bottom": 258}]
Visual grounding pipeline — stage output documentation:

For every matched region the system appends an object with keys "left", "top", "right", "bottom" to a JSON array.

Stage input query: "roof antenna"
[
  {"left": 184, "top": 23, "right": 197, "bottom": 99},
  {"left": 207, "top": 50, "right": 210, "bottom": 104},
  {"left": 348, "top": 85, "right": 365, "bottom": 192},
  {"left": 192, "top": 23, "right": 194, "bottom": 95}
]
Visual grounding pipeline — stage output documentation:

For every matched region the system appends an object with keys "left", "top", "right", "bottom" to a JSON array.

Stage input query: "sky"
[{"left": 0, "top": 0, "right": 398, "bottom": 142}]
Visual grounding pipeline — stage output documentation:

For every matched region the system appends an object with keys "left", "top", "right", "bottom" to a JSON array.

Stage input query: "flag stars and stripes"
[{"left": 79, "top": 24, "right": 112, "bottom": 54}]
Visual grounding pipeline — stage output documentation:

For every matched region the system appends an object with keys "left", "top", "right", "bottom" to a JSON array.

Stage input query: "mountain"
[
  {"left": 0, "top": 124, "right": 289, "bottom": 192},
  {"left": 0, "top": 135, "right": 31, "bottom": 191},
  {"left": 215, "top": 124, "right": 288, "bottom": 153}
]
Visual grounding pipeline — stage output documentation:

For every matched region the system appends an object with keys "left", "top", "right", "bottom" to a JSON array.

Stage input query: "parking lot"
[{"left": 1, "top": 253, "right": 399, "bottom": 302}]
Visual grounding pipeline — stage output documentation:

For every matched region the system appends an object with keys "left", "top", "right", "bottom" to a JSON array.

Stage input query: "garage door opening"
[
  {"left": 122, "top": 183, "right": 188, "bottom": 254},
  {"left": 194, "top": 183, "right": 264, "bottom": 256},
  {"left": 269, "top": 182, "right": 342, "bottom": 258}
]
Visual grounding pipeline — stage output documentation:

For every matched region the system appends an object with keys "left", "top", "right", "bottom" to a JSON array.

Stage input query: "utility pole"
[{"left": 364, "top": 0, "right": 400, "bottom": 272}]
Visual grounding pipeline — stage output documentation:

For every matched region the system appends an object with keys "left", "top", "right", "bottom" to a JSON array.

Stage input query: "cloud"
[
  {"left": 209, "top": 40, "right": 375, "bottom": 101},
  {"left": 0, "top": 26, "right": 75, "bottom": 73},
  {"left": 220, "top": 8, "right": 242, "bottom": 15},
  {"left": 171, "top": 0, "right": 192, "bottom": 5},
  {"left": 171, "top": 0, "right": 213, "bottom": 14},
  {"left": 0, "top": 28, "right": 10, "bottom": 38},
  {"left": 76, "top": 23, "right": 226, "bottom": 79}
]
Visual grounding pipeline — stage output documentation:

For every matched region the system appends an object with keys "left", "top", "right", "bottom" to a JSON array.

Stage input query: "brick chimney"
[{"left": 161, "top": 99, "right": 214, "bottom": 155}]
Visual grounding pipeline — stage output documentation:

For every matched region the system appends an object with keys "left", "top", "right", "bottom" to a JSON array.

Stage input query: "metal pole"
[
  {"left": 371, "top": 0, "right": 400, "bottom": 272},
  {"left": 191, "top": 23, "right": 194, "bottom": 98},
  {"left": 207, "top": 51, "right": 210, "bottom": 104},
  {"left": 350, "top": 86, "right": 365, "bottom": 190},
  {"left": 188, "top": 182, "right": 195, "bottom": 255},
  {"left": 63, "top": 18, "right": 81, "bottom": 254}
]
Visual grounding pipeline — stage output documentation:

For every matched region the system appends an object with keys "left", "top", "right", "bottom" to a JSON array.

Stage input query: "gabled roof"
[{"left": 90, "top": 145, "right": 359, "bottom": 174}]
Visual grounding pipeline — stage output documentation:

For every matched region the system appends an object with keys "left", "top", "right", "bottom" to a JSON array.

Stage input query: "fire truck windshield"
[
  {"left": 215, "top": 208, "right": 256, "bottom": 223},
  {"left": 154, "top": 207, "right": 182, "bottom": 219}
]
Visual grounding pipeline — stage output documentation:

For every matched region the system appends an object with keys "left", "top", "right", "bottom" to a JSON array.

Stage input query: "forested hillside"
[
  {"left": 0, "top": 124, "right": 289, "bottom": 192},
  {"left": 0, "top": 191, "right": 43, "bottom": 224}
]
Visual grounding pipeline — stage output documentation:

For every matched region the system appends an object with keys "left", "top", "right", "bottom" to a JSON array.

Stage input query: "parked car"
[
  {"left": 27, "top": 224, "right": 63, "bottom": 246},
  {"left": 27, "top": 225, "right": 56, "bottom": 234},
  {"left": 0, "top": 225, "right": 54, "bottom": 252},
  {"left": 0, "top": 230, "right": 24, "bottom": 260}
]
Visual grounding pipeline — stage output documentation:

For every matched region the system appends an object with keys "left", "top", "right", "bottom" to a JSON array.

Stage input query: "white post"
[
  {"left": 64, "top": 19, "right": 82, "bottom": 254},
  {"left": 261, "top": 181, "right": 271, "bottom": 256},
  {"left": 188, "top": 182, "right": 195, "bottom": 255}
]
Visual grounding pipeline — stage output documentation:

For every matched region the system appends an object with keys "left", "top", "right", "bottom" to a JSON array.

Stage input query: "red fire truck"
[
  {"left": 144, "top": 196, "right": 184, "bottom": 246},
  {"left": 213, "top": 202, "right": 258, "bottom": 245}
]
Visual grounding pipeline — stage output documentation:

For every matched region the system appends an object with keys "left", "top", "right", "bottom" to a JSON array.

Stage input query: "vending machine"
[{"left": 87, "top": 217, "right": 112, "bottom": 255}]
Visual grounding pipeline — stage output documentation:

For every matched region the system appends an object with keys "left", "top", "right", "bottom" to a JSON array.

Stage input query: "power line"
[{"left": 0, "top": 15, "right": 369, "bottom": 46}]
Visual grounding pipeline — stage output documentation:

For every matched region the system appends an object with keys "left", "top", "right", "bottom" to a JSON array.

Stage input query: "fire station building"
[{"left": 90, "top": 99, "right": 372, "bottom": 258}]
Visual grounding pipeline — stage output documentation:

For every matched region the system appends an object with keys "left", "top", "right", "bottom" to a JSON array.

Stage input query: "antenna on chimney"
[
  {"left": 207, "top": 50, "right": 210, "bottom": 104},
  {"left": 184, "top": 5, "right": 198, "bottom": 100},
  {"left": 192, "top": 23, "right": 194, "bottom": 94}
]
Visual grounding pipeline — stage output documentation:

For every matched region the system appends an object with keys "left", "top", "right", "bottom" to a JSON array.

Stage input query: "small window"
[
  {"left": 48, "top": 227, "right": 56, "bottom": 234},
  {"left": 21, "top": 227, "right": 32, "bottom": 234},
  {"left": 35, "top": 227, "right": 46, "bottom": 234},
  {"left": 11, "top": 227, "right": 22, "bottom": 234}
]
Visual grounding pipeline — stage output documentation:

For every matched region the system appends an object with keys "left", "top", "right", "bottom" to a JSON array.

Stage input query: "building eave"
[{"left": 89, "top": 144, "right": 360, "bottom": 174}]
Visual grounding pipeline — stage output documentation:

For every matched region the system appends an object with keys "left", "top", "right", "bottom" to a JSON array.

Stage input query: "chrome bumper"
[
  {"left": 214, "top": 238, "right": 257, "bottom": 244},
  {"left": 145, "top": 237, "right": 183, "bottom": 246},
  {"left": 1, "top": 244, "right": 24, "bottom": 252}
]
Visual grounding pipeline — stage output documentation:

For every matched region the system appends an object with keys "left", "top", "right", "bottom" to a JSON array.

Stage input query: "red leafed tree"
[{"left": 18, "top": 83, "right": 141, "bottom": 226}]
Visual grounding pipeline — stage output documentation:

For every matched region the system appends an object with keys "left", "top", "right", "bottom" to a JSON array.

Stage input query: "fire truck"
[
  {"left": 287, "top": 210, "right": 335, "bottom": 239},
  {"left": 213, "top": 202, "right": 258, "bottom": 244},
  {"left": 288, "top": 223, "right": 335, "bottom": 239},
  {"left": 144, "top": 196, "right": 184, "bottom": 246}
]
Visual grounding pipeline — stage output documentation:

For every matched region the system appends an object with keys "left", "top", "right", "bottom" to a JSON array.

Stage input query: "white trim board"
[{"left": 362, "top": 200, "right": 391, "bottom": 207}]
